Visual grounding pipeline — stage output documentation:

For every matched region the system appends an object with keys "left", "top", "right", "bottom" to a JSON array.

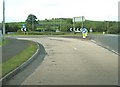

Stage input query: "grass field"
[{"left": 1, "top": 41, "right": 38, "bottom": 77}]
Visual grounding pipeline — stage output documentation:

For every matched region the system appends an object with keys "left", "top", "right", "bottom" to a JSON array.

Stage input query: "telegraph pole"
[
  {"left": 60, "top": 18, "right": 62, "bottom": 31},
  {"left": 81, "top": 16, "right": 84, "bottom": 28},
  {"left": 32, "top": 15, "right": 34, "bottom": 30},
  {"left": 3, "top": 0, "right": 5, "bottom": 39},
  {"left": 73, "top": 17, "right": 75, "bottom": 29}
]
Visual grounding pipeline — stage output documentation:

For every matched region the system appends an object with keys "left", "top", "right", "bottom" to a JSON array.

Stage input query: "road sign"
[
  {"left": 69, "top": 28, "right": 81, "bottom": 32},
  {"left": 75, "top": 28, "right": 81, "bottom": 32},
  {"left": 73, "top": 28, "right": 76, "bottom": 32},
  {"left": 81, "top": 28, "right": 88, "bottom": 33},
  {"left": 22, "top": 24, "right": 26, "bottom": 29},
  {"left": 81, "top": 28, "right": 88, "bottom": 38},
  {"left": 69, "top": 28, "right": 73, "bottom": 31},
  {"left": 73, "top": 16, "right": 85, "bottom": 22},
  {"left": 73, "top": 16, "right": 85, "bottom": 28},
  {"left": 21, "top": 24, "right": 27, "bottom": 32}
]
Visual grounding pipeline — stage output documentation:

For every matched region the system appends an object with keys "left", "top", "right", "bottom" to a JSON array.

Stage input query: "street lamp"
[
  {"left": 32, "top": 15, "right": 34, "bottom": 30},
  {"left": 60, "top": 18, "right": 62, "bottom": 31},
  {"left": 3, "top": 0, "right": 5, "bottom": 39}
]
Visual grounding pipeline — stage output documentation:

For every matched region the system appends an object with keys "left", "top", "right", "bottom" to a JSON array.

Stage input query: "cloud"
[{"left": 0, "top": 0, "right": 119, "bottom": 22}]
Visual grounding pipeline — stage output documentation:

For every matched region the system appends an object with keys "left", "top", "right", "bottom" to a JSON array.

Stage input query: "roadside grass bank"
[
  {"left": 7, "top": 32, "right": 79, "bottom": 35},
  {"left": 0, "top": 38, "right": 10, "bottom": 46},
  {"left": 0, "top": 41, "right": 38, "bottom": 77},
  {"left": 6, "top": 31, "right": 104, "bottom": 37}
]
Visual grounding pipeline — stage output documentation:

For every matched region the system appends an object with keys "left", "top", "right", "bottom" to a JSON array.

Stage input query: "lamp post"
[
  {"left": 59, "top": 18, "right": 62, "bottom": 31},
  {"left": 32, "top": 15, "right": 34, "bottom": 30},
  {"left": 82, "top": 16, "right": 84, "bottom": 28},
  {"left": 3, "top": 0, "right": 5, "bottom": 39}
]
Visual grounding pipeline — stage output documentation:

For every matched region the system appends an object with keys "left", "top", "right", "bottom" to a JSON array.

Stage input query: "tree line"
[{"left": 3, "top": 14, "right": 120, "bottom": 34}]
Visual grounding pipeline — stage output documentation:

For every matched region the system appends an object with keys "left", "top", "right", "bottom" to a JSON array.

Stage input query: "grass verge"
[
  {"left": 0, "top": 38, "right": 10, "bottom": 46},
  {"left": 1, "top": 41, "right": 38, "bottom": 77}
]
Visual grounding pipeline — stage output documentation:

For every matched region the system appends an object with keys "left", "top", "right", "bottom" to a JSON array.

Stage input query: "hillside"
[{"left": 0, "top": 18, "right": 119, "bottom": 34}]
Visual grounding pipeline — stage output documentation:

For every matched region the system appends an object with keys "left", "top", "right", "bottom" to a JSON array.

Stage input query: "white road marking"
[{"left": 74, "top": 48, "right": 77, "bottom": 50}]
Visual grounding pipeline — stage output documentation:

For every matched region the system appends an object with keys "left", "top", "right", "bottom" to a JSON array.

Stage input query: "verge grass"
[
  {"left": 0, "top": 38, "right": 10, "bottom": 46},
  {"left": 1, "top": 41, "right": 37, "bottom": 77}
]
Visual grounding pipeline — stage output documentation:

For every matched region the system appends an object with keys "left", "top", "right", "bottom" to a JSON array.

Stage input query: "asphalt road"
[
  {"left": 5, "top": 37, "right": 118, "bottom": 85},
  {"left": 91, "top": 34, "right": 119, "bottom": 54}
]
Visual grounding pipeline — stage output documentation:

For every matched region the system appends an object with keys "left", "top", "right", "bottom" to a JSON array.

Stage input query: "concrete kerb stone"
[{"left": 0, "top": 41, "right": 41, "bottom": 85}]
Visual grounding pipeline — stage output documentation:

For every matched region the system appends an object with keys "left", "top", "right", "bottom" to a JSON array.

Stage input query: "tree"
[
  {"left": 26, "top": 14, "right": 38, "bottom": 31},
  {"left": 5, "top": 23, "right": 19, "bottom": 33},
  {"left": 66, "top": 18, "right": 73, "bottom": 24},
  {"left": 107, "top": 22, "right": 118, "bottom": 34}
]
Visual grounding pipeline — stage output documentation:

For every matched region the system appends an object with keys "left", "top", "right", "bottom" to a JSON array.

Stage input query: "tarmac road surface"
[{"left": 6, "top": 37, "right": 118, "bottom": 85}]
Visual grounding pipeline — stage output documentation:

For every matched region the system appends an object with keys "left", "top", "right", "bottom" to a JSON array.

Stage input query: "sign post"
[
  {"left": 73, "top": 17, "right": 75, "bottom": 31},
  {"left": 81, "top": 16, "right": 85, "bottom": 28}
]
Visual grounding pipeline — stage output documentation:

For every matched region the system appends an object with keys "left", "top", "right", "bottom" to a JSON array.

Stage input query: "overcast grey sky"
[{"left": 0, "top": 0, "right": 119, "bottom": 22}]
